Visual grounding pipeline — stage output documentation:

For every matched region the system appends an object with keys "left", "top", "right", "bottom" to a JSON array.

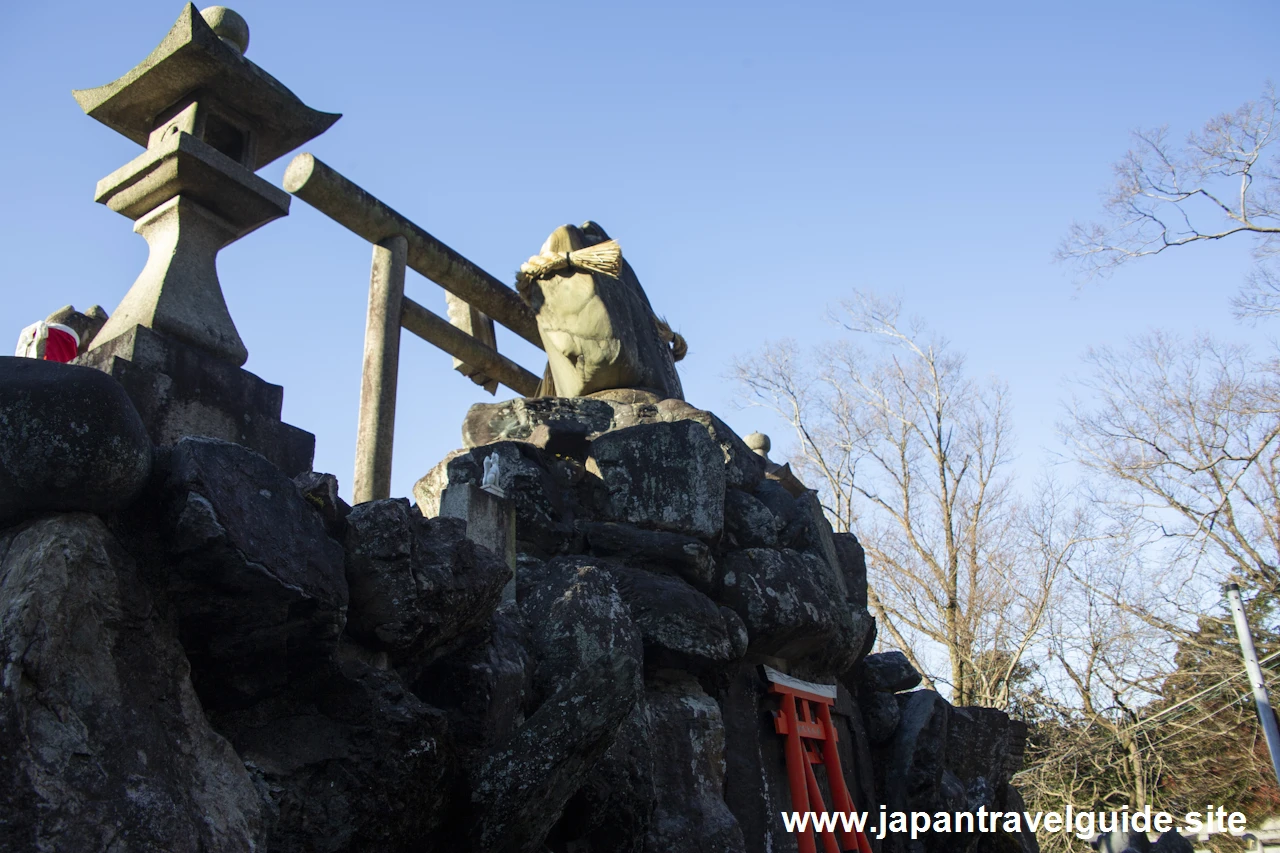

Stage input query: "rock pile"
[{"left": 0, "top": 369, "right": 1039, "bottom": 853}]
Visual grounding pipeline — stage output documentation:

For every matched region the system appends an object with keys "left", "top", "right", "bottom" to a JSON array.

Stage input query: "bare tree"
[
  {"left": 1017, "top": 330, "right": 1280, "bottom": 850},
  {"left": 733, "top": 293, "right": 1060, "bottom": 708},
  {"left": 1058, "top": 83, "right": 1280, "bottom": 319},
  {"left": 1021, "top": 538, "right": 1171, "bottom": 807},
  {"left": 1063, "top": 332, "right": 1280, "bottom": 594}
]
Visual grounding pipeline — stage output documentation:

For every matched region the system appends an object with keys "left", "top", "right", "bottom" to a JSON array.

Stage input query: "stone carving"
[
  {"left": 69, "top": 4, "right": 333, "bottom": 476},
  {"left": 744, "top": 431, "right": 810, "bottom": 497},
  {"left": 73, "top": 4, "right": 339, "bottom": 365},
  {"left": 482, "top": 453, "right": 503, "bottom": 495},
  {"left": 15, "top": 305, "right": 109, "bottom": 361},
  {"left": 516, "top": 221, "right": 686, "bottom": 399}
]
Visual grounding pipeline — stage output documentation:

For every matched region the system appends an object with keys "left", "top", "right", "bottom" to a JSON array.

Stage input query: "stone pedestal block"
[
  {"left": 441, "top": 482, "right": 517, "bottom": 602},
  {"left": 76, "top": 323, "right": 313, "bottom": 476}
]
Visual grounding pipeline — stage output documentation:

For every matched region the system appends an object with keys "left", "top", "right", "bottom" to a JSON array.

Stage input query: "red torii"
[{"left": 765, "top": 666, "right": 873, "bottom": 853}]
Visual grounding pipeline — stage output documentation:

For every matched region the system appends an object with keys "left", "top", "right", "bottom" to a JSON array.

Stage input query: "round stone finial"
[
  {"left": 744, "top": 432, "right": 771, "bottom": 456},
  {"left": 200, "top": 6, "right": 250, "bottom": 55}
]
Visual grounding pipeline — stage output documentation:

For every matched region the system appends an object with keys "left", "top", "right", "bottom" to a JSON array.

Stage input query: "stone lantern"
[{"left": 72, "top": 4, "right": 339, "bottom": 476}]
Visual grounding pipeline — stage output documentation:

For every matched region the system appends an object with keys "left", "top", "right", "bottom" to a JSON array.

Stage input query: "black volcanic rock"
[
  {"left": 343, "top": 499, "right": 509, "bottom": 666},
  {"left": 0, "top": 514, "right": 263, "bottom": 851},
  {"left": 161, "top": 437, "right": 348, "bottom": 709},
  {"left": 0, "top": 357, "right": 152, "bottom": 525}
]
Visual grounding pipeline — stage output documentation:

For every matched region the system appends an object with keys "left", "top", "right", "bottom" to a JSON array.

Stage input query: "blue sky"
[{"left": 4, "top": 1, "right": 1277, "bottom": 499}]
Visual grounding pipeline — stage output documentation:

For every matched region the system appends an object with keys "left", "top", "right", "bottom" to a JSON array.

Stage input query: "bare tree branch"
[{"left": 1058, "top": 83, "right": 1280, "bottom": 320}]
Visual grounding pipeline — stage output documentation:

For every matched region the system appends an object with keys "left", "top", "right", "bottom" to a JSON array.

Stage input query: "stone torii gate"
[
  {"left": 67, "top": 2, "right": 544, "bottom": 493},
  {"left": 282, "top": 154, "right": 545, "bottom": 503},
  {"left": 68, "top": 2, "right": 682, "bottom": 508}
]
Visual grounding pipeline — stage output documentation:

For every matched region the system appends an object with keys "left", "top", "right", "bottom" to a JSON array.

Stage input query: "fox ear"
[
  {"left": 541, "top": 224, "right": 586, "bottom": 254},
  {"left": 580, "top": 220, "right": 610, "bottom": 242}
]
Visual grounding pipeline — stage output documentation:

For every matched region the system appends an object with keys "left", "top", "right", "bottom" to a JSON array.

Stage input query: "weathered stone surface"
[
  {"left": 644, "top": 672, "right": 746, "bottom": 853},
  {"left": 719, "top": 548, "right": 864, "bottom": 666},
  {"left": 784, "top": 491, "right": 847, "bottom": 598},
  {"left": 832, "top": 531, "right": 868, "bottom": 608},
  {"left": 721, "top": 665, "right": 794, "bottom": 853},
  {"left": 0, "top": 357, "right": 152, "bottom": 525},
  {"left": 464, "top": 396, "right": 616, "bottom": 452},
  {"left": 650, "top": 400, "right": 765, "bottom": 490},
  {"left": 436, "top": 442, "right": 573, "bottom": 555},
  {"left": 439, "top": 483, "right": 517, "bottom": 601},
  {"left": 518, "top": 556, "right": 644, "bottom": 706},
  {"left": 721, "top": 606, "right": 750, "bottom": 660},
  {"left": 413, "top": 607, "right": 531, "bottom": 754},
  {"left": 863, "top": 688, "right": 903, "bottom": 744},
  {"left": 589, "top": 421, "right": 725, "bottom": 539},
  {"left": 723, "top": 487, "right": 779, "bottom": 548},
  {"left": 869, "top": 688, "right": 1036, "bottom": 853},
  {"left": 609, "top": 563, "right": 744, "bottom": 669},
  {"left": 518, "top": 222, "right": 684, "bottom": 400},
  {"left": 833, "top": 685, "right": 880, "bottom": 828},
  {"left": 581, "top": 520, "right": 716, "bottom": 590},
  {"left": 471, "top": 556, "right": 644, "bottom": 853},
  {"left": 753, "top": 478, "right": 801, "bottom": 528},
  {"left": 413, "top": 447, "right": 467, "bottom": 518},
  {"left": 294, "top": 470, "right": 349, "bottom": 539},
  {"left": 862, "top": 650, "right": 923, "bottom": 693},
  {"left": 78, "top": 324, "right": 315, "bottom": 476},
  {"left": 343, "top": 499, "right": 509, "bottom": 664},
  {"left": 946, "top": 705, "right": 1013, "bottom": 809},
  {"left": 1002, "top": 785, "right": 1043, "bottom": 853},
  {"left": 162, "top": 437, "right": 347, "bottom": 708},
  {"left": 469, "top": 644, "right": 641, "bottom": 853},
  {"left": 463, "top": 394, "right": 763, "bottom": 489},
  {"left": 212, "top": 658, "right": 451, "bottom": 853},
  {"left": 553, "top": 699, "right": 656, "bottom": 853},
  {"left": 882, "top": 690, "right": 949, "bottom": 817},
  {"left": 0, "top": 514, "right": 263, "bottom": 851}
]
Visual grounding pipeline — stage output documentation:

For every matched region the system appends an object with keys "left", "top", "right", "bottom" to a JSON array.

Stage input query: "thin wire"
[
  {"left": 1141, "top": 695, "right": 1254, "bottom": 754},
  {"left": 1017, "top": 653, "right": 1280, "bottom": 782},
  {"left": 1132, "top": 647, "right": 1280, "bottom": 730}
]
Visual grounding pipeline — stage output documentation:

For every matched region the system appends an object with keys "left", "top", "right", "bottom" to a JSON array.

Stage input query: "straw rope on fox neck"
[{"left": 516, "top": 240, "right": 687, "bottom": 363}]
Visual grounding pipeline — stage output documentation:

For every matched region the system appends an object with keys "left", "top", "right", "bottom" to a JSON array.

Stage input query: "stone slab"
[
  {"left": 76, "top": 324, "right": 313, "bottom": 476},
  {"left": 440, "top": 482, "right": 518, "bottom": 603}
]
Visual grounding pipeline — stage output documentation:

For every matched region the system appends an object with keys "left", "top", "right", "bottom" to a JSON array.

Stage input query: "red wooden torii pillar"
[{"left": 765, "top": 666, "right": 873, "bottom": 853}]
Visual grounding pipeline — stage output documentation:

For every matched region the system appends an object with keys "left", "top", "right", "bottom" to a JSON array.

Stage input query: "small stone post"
[
  {"left": 439, "top": 480, "right": 517, "bottom": 604},
  {"left": 353, "top": 236, "right": 407, "bottom": 503}
]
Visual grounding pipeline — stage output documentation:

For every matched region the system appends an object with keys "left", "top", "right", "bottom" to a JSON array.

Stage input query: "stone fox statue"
[{"left": 516, "top": 222, "right": 686, "bottom": 400}]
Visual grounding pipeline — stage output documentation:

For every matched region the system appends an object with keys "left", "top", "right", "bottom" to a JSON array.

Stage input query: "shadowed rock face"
[
  {"left": 718, "top": 547, "right": 864, "bottom": 665},
  {"left": 210, "top": 657, "right": 454, "bottom": 853},
  {"left": 0, "top": 514, "right": 263, "bottom": 852},
  {"left": 460, "top": 556, "right": 643, "bottom": 853},
  {"left": 0, "top": 357, "right": 152, "bottom": 526},
  {"left": 160, "top": 437, "right": 348, "bottom": 709},
  {"left": 0, "top": 385, "right": 1035, "bottom": 853},
  {"left": 643, "top": 672, "right": 747, "bottom": 853},
  {"left": 343, "top": 498, "right": 510, "bottom": 666}
]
